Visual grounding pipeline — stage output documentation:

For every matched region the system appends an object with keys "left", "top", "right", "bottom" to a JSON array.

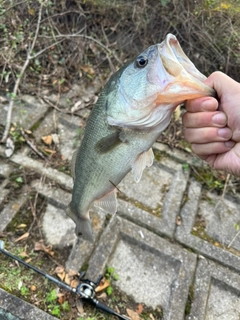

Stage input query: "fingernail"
[
  {"left": 212, "top": 113, "right": 227, "bottom": 126},
  {"left": 202, "top": 99, "right": 218, "bottom": 111},
  {"left": 218, "top": 128, "right": 232, "bottom": 139},
  {"left": 225, "top": 140, "right": 235, "bottom": 148}
]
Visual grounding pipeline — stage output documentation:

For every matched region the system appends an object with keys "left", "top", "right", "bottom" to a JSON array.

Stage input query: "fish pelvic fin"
[
  {"left": 132, "top": 148, "right": 154, "bottom": 183},
  {"left": 66, "top": 206, "right": 94, "bottom": 242}
]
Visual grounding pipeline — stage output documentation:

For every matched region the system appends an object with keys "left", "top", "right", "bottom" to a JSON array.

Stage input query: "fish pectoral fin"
[
  {"left": 71, "top": 150, "right": 78, "bottom": 181},
  {"left": 66, "top": 206, "right": 94, "bottom": 242},
  {"left": 132, "top": 148, "right": 154, "bottom": 183},
  {"left": 94, "top": 189, "right": 118, "bottom": 214},
  {"left": 95, "top": 130, "right": 127, "bottom": 154}
]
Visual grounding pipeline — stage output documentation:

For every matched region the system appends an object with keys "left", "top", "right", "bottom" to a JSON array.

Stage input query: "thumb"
[{"left": 204, "top": 71, "right": 239, "bottom": 100}]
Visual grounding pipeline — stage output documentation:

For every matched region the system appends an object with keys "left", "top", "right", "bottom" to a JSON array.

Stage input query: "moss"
[{"left": 185, "top": 284, "right": 194, "bottom": 315}]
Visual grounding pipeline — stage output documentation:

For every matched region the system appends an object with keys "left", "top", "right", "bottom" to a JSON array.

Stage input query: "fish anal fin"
[
  {"left": 132, "top": 148, "right": 154, "bottom": 183},
  {"left": 94, "top": 189, "right": 117, "bottom": 214},
  {"left": 95, "top": 130, "right": 127, "bottom": 154}
]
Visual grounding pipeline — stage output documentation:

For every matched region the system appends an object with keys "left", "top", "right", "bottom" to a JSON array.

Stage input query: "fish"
[{"left": 66, "top": 33, "right": 215, "bottom": 242}]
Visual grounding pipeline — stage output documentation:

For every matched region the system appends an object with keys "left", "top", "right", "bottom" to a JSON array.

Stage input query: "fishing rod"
[{"left": 0, "top": 240, "right": 128, "bottom": 320}]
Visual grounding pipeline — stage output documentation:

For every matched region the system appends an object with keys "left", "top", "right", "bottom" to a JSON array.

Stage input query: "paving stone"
[
  {"left": 0, "top": 288, "right": 57, "bottom": 320},
  {"left": 86, "top": 216, "right": 196, "bottom": 320},
  {"left": 198, "top": 192, "right": 240, "bottom": 250},
  {"left": 10, "top": 153, "right": 72, "bottom": 190},
  {"left": 153, "top": 142, "right": 203, "bottom": 167},
  {"left": 0, "top": 191, "right": 28, "bottom": 232},
  {"left": 0, "top": 95, "right": 48, "bottom": 130},
  {"left": 187, "top": 258, "right": 240, "bottom": 320},
  {"left": 176, "top": 178, "right": 240, "bottom": 273},
  {"left": 118, "top": 159, "right": 189, "bottom": 238},
  {"left": 30, "top": 180, "right": 107, "bottom": 272}
]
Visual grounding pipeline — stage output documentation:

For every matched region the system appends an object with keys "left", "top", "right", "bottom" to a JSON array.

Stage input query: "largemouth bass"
[{"left": 67, "top": 34, "right": 215, "bottom": 241}]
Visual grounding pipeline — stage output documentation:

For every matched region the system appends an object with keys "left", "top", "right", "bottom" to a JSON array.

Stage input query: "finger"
[
  {"left": 185, "top": 96, "right": 218, "bottom": 113},
  {"left": 182, "top": 111, "right": 227, "bottom": 128},
  {"left": 191, "top": 140, "right": 235, "bottom": 156},
  {"left": 184, "top": 127, "right": 232, "bottom": 144}
]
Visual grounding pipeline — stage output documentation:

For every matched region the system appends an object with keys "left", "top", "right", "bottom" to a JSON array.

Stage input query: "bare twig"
[{"left": 1, "top": 0, "right": 46, "bottom": 143}]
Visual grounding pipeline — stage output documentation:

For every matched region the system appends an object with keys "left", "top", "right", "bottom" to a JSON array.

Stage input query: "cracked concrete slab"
[
  {"left": 187, "top": 258, "right": 240, "bottom": 320},
  {"left": 0, "top": 288, "right": 57, "bottom": 320}
]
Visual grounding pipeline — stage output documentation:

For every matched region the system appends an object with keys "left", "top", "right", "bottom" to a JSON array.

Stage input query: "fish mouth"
[{"left": 154, "top": 34, "right": 216, "bottom": 103}]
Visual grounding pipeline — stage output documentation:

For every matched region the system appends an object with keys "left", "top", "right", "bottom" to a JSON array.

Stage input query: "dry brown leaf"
[
  {"left": 64, "top": 273, "right": 71, "bottom": 285},
  {"left": 55, "top": 266, "right": 65, "bottom": 274},
  {"left": 57, "top": 293, "right": 65, "bottom": 304},
  {"left": 127, "top": 309, "right": 141, "bottom": 320},
  {"left": 25, "top": 258, "right": 32, "bottom": 263},
  {"left": 42, "top": 135, "right": 52, "bottom": 145},
  {"left": 136, "top": 304, "right": 143, "bottom": 315},
  {"left": 79, "top": 65, "right": 95, "bottom": 75},
  {"left": 68, "top": 269, "right": 79, "bottom": 277},
  {"left": 15, "top": 232, "right": 29, "bottom": 242},
  {"left": 76, "top": 298, "right": 84, "bottom": 315},
  {"left": 57, "top": 271, "right": 66, "bottom": 281},
  {"left": 95, "top": 278, "right": 110, "bottom": 293},
  {"left": 30, "top": 285, "right": 37, "bottom": 291},
  {"left": 70, "top": 279, "right": 79, "bottom": 288},
  {"left": 19, "top": 251, "right": 29, "bottom": 258},
  {"left": 149, "top": 314, "right": 155, "bottom": 320},
  {"left": 97, "top": 292, "right": 107, "bottom": 300},
  {"left": 34, "top": 241, "right": 54, "bottom": 256}
]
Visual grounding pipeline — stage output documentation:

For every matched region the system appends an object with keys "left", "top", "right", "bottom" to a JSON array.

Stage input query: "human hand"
[{"left": 182, "top": 71, "right": 240, "bottom": 176}]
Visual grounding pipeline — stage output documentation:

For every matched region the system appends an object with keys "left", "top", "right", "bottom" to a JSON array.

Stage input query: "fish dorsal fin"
[
  {"left": 95, "top": 130, "right": 127, "bottom": 154},
  {"left": 71, "top": 150, "right": 78, "bottom": 181},
  {"left": 132, "top": 148, "right": 154, "bottom": 183},
  {"left": 94, "top": 189, "right": 117, "bottom": 214}
]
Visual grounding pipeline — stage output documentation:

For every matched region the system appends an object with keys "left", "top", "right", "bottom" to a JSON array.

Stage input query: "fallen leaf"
[
  {"left": 176, "top": 215, "right": 182, "bottom": 226},
  {"left": 127, "top": 308, "right": 141, "bottom": 320},
  {"left": 76, "top": 298, "right": 84, "bottom": 315},
  {"left": 136, "top": 304, "right": 143, "bottom": 315},
  {"left": 70, "top": 279, "right": 79, "bottom": 288},
  {"left": 57, "top": 293, "right": 65, "bottom": 304},
  {"left": 68, "top": 269, "right": 79, "bottom": 277},
  {"left": 97, "top": 292, "right": 107, "bottom": 300},
  {"left": 149, "top": 314, "right": 155, "bottom": 320},
  {"left": 95, "top": 278, "right": 110, "bottom": 292},
  {"left": 19, "top": 251, "right": 29, "bottom": 258},
  {"left": 34, "top": 241, "right": 54, "bottom": 256},
  {"left": 16, "top": 224, "right": 27, "bottom": 229},
  {"left": 57, "top": 270, "right": 66, "bottom": 281},
  {"left": 174, "top": 105, "right": 181, "bottom": 121},
  {"left": 71, "top": 100, "right": 84, "bottom": 114},
  {"left": 25, "top": 258, "right": 32, "bottom": 263},
  {"left": 15, "top": 232, "right": 29, "bottom": 242},
  {"left": 64, "top": 273, "right": 71, "bottom": 285},
  {"left": 79, "top": 65, "right": 95, "bottom": 75},
  {"left": 55, "top": 266, "right": 65, "bottom": 274},
  {"left": 41, "top": 135, "right": 52, "bottom": 145},
  {"left": 24, "top": 129, "right": 32, "bottom": 135}
]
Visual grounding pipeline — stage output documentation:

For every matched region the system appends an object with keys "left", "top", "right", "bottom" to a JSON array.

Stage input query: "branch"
[{"left": 1, "top": 0, "right": 45, "bottom": 143}]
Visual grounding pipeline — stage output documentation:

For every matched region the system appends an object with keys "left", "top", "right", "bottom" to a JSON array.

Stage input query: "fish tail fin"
[{"left": 66, "top": 206, "right": 94, "bottom": 242}]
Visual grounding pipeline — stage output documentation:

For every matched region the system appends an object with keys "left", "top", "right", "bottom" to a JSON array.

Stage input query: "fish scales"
[{"left": 67, "top": 34, "right": 216, "bottom": 241}]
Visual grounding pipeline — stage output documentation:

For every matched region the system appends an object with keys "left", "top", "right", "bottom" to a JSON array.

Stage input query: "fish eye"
[{"left": 135, "top": 55, "right": 148, "bottom": 68}]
